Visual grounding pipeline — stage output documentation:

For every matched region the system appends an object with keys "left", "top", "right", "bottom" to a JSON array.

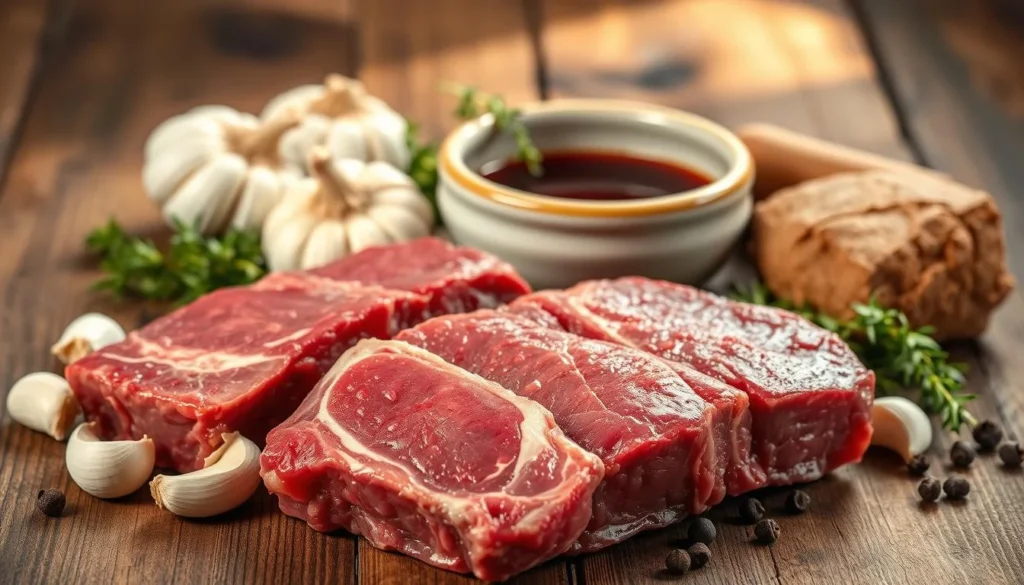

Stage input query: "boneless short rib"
[
  {"left": 260, "top": 339, "right": 604, "bottom": 582},
  {"left": 398, "top": 312, "right": 719, "bottom": 552},
  {"left": 66, "top": 239, "right": 530, "bottom": 471},
  {"left": 510, "top": 277, "right": 875, "bottom": 485}
]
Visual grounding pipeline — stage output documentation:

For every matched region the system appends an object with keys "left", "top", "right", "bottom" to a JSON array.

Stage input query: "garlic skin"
[
  {"left": 51, "top": 312, "right": 126, "bottom": 364},
  {"left": 150, "top": 432, "right": 261, "bottom": 518},
  {"left": 262, "top": 149, "right": 433, "bottom": 271},
  {"left": 6, "top": 372, "right": 80, "bottom": 441},
  {"left": 263, "top": 75, "right": 410, "bottom": 173},
  {"left": 142, "top": 105, "right": 300, "bottom": 235},
  {"left": 66, "top": 423, "right": 155, "bottom": 498},
  {"left": 870, "top": 396, "right": 933, "bottom": 461}
]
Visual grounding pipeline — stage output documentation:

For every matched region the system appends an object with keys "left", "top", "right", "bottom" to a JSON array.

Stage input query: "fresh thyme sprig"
[
  {"left": 404, "top": 84, "right": 544, "bottom": 224},
  {"left": 86, "top": 218, "right": 266, "bottom": 305},
  {"left": 443, "top": 82, "right": 543, "bottom": 176},
  {"left": 732, "top": 282, "right": 976, "bottom": 431}
]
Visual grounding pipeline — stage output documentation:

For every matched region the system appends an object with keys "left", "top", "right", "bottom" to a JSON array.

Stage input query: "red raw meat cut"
[
  {"left": 398, "top": 311, "right": 718, "bottom": 552},
  {"left": 507, "top": 302, "right": 763, "bottom": 497},
  {"left": 260, "top": 339, "right": 603, "bottom": 582},
  {"left": 67, "top": 240, "right": 531, "bottom": 472},
  {"left": 510, "top": 277, "right": 875, "bottom": 486},
  {"left": 310, "top": 237, "right": 529, "bottom": 315}
]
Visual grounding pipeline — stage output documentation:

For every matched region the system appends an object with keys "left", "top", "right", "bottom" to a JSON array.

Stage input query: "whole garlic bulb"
[
  {"left": 262, "top": 75, "right": 410, "bottom": 174},
  {"left": 262, "top": 149, "right": 433, "bottom": 271},
  {"left": 142, "top": 105, "right": 301, "bottom": 235}
]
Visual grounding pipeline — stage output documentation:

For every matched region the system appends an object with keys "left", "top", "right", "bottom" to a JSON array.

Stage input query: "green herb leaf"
[
  {"left": 405, "top": 121, "right": 441, "bottom": 224},
  {"left": 732, "top": 282, "right": 976, "bottom": 431},
  {"left": 443, "top": 83, "right": 543, "bottom": 176},
  {"left": 85, "top": 219, "right": 267, "bottom": 305}
]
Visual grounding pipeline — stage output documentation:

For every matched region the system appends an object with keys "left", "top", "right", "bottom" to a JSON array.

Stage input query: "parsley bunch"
[
  {"left": 733, "top": 283, "right": 976, "bottom": 431},
  {"left": 86, "top": 219, "right": 266, "bottom": 305}
]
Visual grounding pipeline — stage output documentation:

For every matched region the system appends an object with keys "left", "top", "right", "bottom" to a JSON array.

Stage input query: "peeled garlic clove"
[
  {"left": 151, "top": 432, "right": 261, "bottom": 518},
  {"left": 66, "top": 423, "right": 155, "bottom": 498},
  {"left": 6, "top": 372, "right": 80, "bottom": 441},
  {"left": 870, "top": 396, "right": 933, "bottom": 461},
  {"left": 51, "top": 312, "right": 126, "bottom": 364}
]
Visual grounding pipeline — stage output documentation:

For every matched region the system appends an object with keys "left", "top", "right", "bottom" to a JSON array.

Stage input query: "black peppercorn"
[
  {"left": 943, "top": 476, "right": 970, "bottom": 500},
  {"left": 950, "top": 441, "right": 975, "bottom": 468},
  {"left": 785, "top": 490, "right": 810, "bottom": 514},
  {"left": 917, "top": 477, "right": 941, "bottom": 502},
  {"left": 36, "top": 489, "right": 65, "bottom": 517},
  {"left": 972, "top": 420, "right": 1003, "bottom": 452},
  {"left": 687, "top": 517, "right": 717, "bottom": 545},
  {"left": 907, "top": 454, "right": 931, "bottom": 476},
  {"left": 754, "top": 518, "right": 780, "bottom": 544},
  {"left": 998, "top": 441, "right": 1023, "bottom": 468},
  {"left": 738, "top": 497, "right": 765, "bottom": 524},
  {"left": 687, "top": 543, "right": 711, "bottom": 569},
  {"left": 665, "top": 548, "right": 690, "bottom": 574}
]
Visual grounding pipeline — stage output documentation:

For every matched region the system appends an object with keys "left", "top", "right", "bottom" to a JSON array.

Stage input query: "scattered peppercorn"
[
  {"left": 688, "top": 543, "right": 711, "bottom": 569},
  {"left": 998, "top": 441, "right": 1023, "bottom": 468},
  {"left": 950, "top": 441, "right": 976, "bottom": 469},
  {"left": 688, "top": 517, "right": 717, "bottom": 545},
  {"left": 36, "top": 489, "right": 65, "bottom": 517},
  {"left": 785, "top": 490, "right": 811, "bottom": 514},
  {"left": 665, "top": 548, "right": 691, "bottom": 574},
  {"left": 739, "top": 497, "right": 765, "bottom": 524},
  {"left": 907, "top": 454, "right": 931, "bottom": 476},
  {"left": 754, "top": 519, "right": 780, "bottom": 544},
  {"left": 943, "top": 476, "right": 971, "bottom": 500},
  {"left": 972, "top": 420, "right": 1003, "bottom": 452},
  {"left": 917, "top": 477, "right": 941, "bottom": 502}
]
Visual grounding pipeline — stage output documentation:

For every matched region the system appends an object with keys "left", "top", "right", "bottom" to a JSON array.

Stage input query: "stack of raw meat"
[{"left": 68, "top": 239, "right": 875, "bottom": 582}]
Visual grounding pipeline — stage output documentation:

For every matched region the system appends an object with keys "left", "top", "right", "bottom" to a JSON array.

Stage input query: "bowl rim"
[{"left": 439, "top": 98, "right": 753, "bottom": 218}]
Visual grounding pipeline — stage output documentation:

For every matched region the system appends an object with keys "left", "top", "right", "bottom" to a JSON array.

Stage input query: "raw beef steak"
[
  {"left": 510, "top": 277, "right": 875, "bottom": 486},
  {"left": 67, "top": 241, "right": 531, "bottom": 472},
  {"left": 508, "top": 302, "right": 764, "bottom": 497},
  {"left": 398, "top": 312, "right": 718, "bottom": 552},
  {"left": 261, "top": 340, "right": 603, "bottom": 582},
  {"left": 310, "top": 237, "right": 529, "bottom": 315}
]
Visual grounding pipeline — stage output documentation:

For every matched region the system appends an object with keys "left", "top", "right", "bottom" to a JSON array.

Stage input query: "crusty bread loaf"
[{"left": 753, "top": 170, "right": 1014, "bottom": 340}]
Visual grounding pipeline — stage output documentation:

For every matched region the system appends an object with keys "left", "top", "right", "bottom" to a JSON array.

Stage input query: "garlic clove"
[
  {"left": 261, "top": 84, "right": 323, "bottom": 121},
  {"left": 361, "top": 161, "right": 415, "bottom": 190},
  {"left": 150, "top": 432, "right": 261, "bottom": 518},
  {"left": 66, "top": 423, "right": 155, "bottom": 498},
  {"left": 325, "top": 120, "right": 371, "bottom": 163},
  {"left": 346, "top": 213, "right": 392, "bottom": 253},
  {"left": 870, "top": 396, "right": 933, "bottom": 462},
  {"left": 6, "top": 372, "right": 80, "bottom": 441},
  {"left": 162, "top": 154, "right": 248, "bottom": 235},
  {"left": 143, "top": 136, "right": 223, "bottom": 204},
  {"left": 145, "top": 111, "right": 237, "bottom": 160},
  {"left": 231, "top": 166, "right": 285, "bottom": 231},
  {"left": 264, "top": 207, "right": 319, "bottom": 272},
  {"left": 366, "top": 205, "right": 431, "bottom": 242},
  {"left": 301, "top": 219, "right": 349, "bottom": 269},
  {"left": 372, "top": 186, "right": 434, "bottom": 225},
  {"left": 51, "top": 312, "right": 127, "bottom": 364}
]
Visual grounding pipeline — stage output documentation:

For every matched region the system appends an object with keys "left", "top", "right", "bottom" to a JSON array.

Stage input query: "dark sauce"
[{"left": 481, "top": 151, "right": 711, "bottom": 201}]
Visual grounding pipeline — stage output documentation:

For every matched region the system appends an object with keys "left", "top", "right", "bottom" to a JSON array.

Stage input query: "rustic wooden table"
[{"left": 2, "top": 0, "right": 1023, "bottom": 583}]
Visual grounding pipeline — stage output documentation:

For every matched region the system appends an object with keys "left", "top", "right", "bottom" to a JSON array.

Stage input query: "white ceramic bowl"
[{"left": 438, "top": 99, "right": 754, "bottom": 289}]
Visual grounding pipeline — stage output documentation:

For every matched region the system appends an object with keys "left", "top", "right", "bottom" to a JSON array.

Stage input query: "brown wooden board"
[
  {"left": 540, "top": 1, "right": 1024, "bottom": 584},
  {"left": 1, "top": 0, "right": 1023, "bottom": 583}
]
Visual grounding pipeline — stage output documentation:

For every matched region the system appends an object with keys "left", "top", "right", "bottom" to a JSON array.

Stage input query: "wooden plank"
[
  {"left": 538, "top": 1, "right": 1024, "bottom": 584},
  {"left": 353, "top": 1, "right": 565, "bottom": 583},
  {"left": 0, "top": 1, "right": 362, "bottom": 582},
  {"left": 0, "top": 0, "right": 58, "bottom": 189}
]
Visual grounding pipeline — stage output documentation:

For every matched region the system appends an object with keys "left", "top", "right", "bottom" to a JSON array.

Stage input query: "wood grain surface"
[{"left": 0, "top": 1, "right": 1022, "bottom": 584}]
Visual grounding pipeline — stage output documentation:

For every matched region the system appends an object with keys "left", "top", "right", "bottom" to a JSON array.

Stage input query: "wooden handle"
[{"left": 737, "top": 123, "right": 948, "bottom": 199}]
